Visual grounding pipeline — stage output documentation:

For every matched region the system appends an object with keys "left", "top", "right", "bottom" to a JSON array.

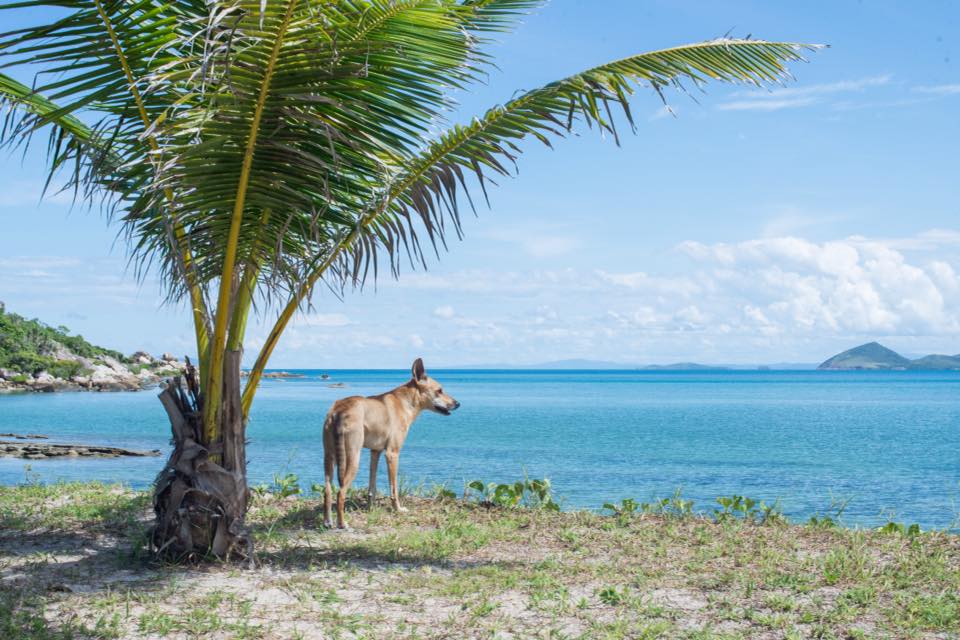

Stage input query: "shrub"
[
  {"left": 714, "top": 495, "right": 786, "bottom": 524},
  {"left": 465, "top": 477, "right": 559, "bottom": 511},
  {"left": 0, "top": 307, "right": 128, "bottom": 374},
  {"left": 878, "top": 521, "right": 921, "bottom": 537},
  {"left": 46, "top": 360, "right": 86, "bottom": 380}
]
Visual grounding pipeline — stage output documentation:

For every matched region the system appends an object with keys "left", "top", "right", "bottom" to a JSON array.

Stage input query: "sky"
[{"left": 2, "top": 0, "right": 959, "bottom": 368}]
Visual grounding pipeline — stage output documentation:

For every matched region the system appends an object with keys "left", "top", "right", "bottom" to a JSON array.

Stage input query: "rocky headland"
[
  {"left": 0, "top": 350, "right": 188, "bottom": 393},
  {"left": 0, "top": 302, "right": 188, "bottom": 393}
]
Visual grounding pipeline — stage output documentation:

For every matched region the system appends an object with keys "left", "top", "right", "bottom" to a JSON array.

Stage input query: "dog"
[{"left": 322, "top": 358, "right": 460, "bottom": 529}]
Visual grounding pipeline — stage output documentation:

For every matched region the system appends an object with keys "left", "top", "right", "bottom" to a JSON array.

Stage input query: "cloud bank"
[{"left": 4, "top": 230, "right": 959, "bottom": 367}]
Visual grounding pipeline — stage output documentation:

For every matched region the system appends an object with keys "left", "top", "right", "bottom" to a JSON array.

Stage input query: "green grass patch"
[{"left": 0, "top": 481, "right": 957, "bottom": 639}]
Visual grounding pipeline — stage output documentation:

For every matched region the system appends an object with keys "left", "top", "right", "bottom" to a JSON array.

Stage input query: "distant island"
[
  {"left": 442, "top": 359, "right": 732, "bottom": 370},
  {"left": 639, "top": 362, "right": 729, "bottom": 371},
  {"left": 818, "top": 342, "right": 960, "bottom": 370}
]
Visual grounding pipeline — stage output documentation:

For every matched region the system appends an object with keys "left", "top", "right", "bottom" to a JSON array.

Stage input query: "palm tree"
[{"left": 0, "top": 0, "right": 819, "bottom": 559}]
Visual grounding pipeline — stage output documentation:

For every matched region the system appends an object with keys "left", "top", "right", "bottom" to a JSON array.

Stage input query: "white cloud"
[
  {"left": 670, "top": 234, "right": 960, "bottom": 337},
  {"left": 912, "top": 84, "right": 960, "bottom": 95},
  {"left": 433, "top": 305, "right": 455, "bottom": 318},
  {"left": 760, "top": 209, "right": 842, "bottom": 237},
  {"left": 717, "top": 97, "right": 817, "bottom": 112},
  {"left": 479, "top": 222, "right": 579, "bottom": 258},
  {"left": 0, "top": 182, "right": 78, "bottom": 208},
  {"left": 879, "top": 228, "right": 960, "bottom": 251},
  {"left": 15, "top": 230, "right": 949, "bottom": 368},
  {"left": 300, "top": 313, "right": 350, "bottom": 327},
  {"left": 0, "top": 256, "right": 83, "bottom": 270},
  {"left": 522, "top": 235, "right": 578, "bottom": 258},
  {"left": 717, "top": 75, "right": 891, "bottom": 111},
  {"left": 598, "top": 270, "right": 702, "bottom": 297},
  {"left": 649, "top": 105, "right": 677, "bottom": 120},
  {"left": 383, "top": 230, "right": 960, "bottom": 363}
]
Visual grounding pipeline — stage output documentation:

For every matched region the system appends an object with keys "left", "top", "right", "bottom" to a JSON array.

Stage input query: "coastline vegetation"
[
  {"left": 1, "top": 478, "right": 956, "bottom": 639},
  {"left": 0, "top": 306, "right": 126, "bottom": 378}
]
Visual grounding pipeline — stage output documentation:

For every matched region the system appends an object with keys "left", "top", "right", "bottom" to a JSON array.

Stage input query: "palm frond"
[
  {"left": 317, "top": 39, "right": 822, "bottom": 287},
  {"left": 458, "top": 0, "right": 546, "bottom": 32},
  {"left": 0, "top": 71, "right": 124, "bottom": 203},
  {"left": 128, "top": 0, "right": 532, "bottom": 303}
]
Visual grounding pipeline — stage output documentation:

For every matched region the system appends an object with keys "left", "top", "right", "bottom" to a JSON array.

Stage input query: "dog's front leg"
[
  {"left": 368, "top": 449, "right": 381, "bottom": 508},
  {"left": 385, "top": 450, "right": 408, "bottom": 512}
]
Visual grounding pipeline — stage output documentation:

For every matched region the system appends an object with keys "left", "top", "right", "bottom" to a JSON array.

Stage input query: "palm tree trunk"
[{"left": 151, "top": 351, "right": 253, "bottom": 562}]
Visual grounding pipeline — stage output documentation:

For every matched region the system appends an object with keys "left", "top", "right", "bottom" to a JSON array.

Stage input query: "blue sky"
[{"left": 2, "top": 1, "right": 959, "bottom": 367}]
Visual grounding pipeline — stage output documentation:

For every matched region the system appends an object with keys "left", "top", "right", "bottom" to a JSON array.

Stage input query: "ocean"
[{"left": 1, "top": 369, "right": 958, "bottom": 529}]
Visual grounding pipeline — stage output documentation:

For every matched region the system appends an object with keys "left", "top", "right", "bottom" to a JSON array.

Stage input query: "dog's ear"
[{"left": 412, "top": 358, "right": 426, "bottom": 381}]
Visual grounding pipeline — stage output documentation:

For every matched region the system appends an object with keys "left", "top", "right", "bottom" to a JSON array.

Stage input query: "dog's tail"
[{"left": 332, "top": 413, "right": 346, "bottom": 488}]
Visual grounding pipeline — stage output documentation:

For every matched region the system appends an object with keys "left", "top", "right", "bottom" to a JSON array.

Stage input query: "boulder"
[
  {"left": 131, "top": 350, "right": 154, "bottom": 365},
  {"left": 99, "top": 355, "right": 128, "bottom": 373},
  {"left": 51, "top": 345, "right": 83, "bottom": 362},
  {"left": 88, "top": 364, "right": 140, "bottom": 391},
  {"left": 154, "top": 359, "right": 187, "bottom": 375},
  {"left": 161, "top": 352, "right": 177, "bottom": 362},
  {"left": 31, "top": 371, "right": 72, "bottom": 393}
]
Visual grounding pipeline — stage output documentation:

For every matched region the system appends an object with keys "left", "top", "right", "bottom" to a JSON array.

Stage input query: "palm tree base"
[{"left": 150, "top": 353, "right": 253, "bottom": 563}]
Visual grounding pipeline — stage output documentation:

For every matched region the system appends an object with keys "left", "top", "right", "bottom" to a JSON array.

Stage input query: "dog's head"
[{"left": 411, "top": 358, "right": 460, "bottom": 415}]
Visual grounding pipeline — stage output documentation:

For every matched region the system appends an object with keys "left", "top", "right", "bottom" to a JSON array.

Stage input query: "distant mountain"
[
  {"left": 441, "top": 359, "right": 640, "bottom": 370},
  {"left": 907, "top": 354, "right": 960, "bottom": 370},
  {"left": 441, "top": 359, "right": 728, "bottom": 370},
  {"left": 818, "top": 342, "right": 960, "bottom": 370},
  {"left": 527, "top": 359, "right": 639, "bottom": 370},
  {"left": 818, "top": 342, "right": 911, "bottom": 370},
  {"left": 640, "top": 362, "right": 729, "bottom": 371}
]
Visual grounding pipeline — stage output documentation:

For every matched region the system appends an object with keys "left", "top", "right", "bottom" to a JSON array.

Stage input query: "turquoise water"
[{"left": 1, "top": 370, "right": 958, "bottom": 529}]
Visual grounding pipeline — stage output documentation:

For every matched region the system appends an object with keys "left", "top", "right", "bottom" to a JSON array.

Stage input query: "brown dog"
[{"left": 322, "top": 358, "right": 460, "bottom": 529}]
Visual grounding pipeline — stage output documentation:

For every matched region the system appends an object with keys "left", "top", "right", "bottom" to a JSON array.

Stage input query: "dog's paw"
[
  {"left": 322, "top": 520, "right": 334, "bottom": 529},
  {"left": 396, "top": 506, "right": 409, "bottom": 513}
]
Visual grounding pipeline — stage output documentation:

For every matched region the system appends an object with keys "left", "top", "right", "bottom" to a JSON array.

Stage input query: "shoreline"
[{"left": 0, "top": 366, "right": 312, "bottom": 395}]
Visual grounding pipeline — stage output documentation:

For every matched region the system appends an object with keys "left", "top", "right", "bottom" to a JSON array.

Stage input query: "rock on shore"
[
  {"left": 0, "top": 351, "right": 188, "bottom": 394},
  {"left": 0, "top": 438, "right": 161, "bottom": 459}
]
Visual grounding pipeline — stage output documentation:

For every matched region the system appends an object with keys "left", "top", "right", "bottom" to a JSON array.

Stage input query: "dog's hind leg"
[
  {"left": 367, "top": 449, "right": 381, "bottom": 508},
  {"left": 385, "top": 449, "right": 407, "bottom": 513},
  {"left": 336, "top": 428, "right": 363, "bottom": 529}
]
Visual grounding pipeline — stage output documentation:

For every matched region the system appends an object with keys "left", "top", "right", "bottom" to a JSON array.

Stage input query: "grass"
[{"left": 0, "top": 482, "right": 958, "bottom": 639}]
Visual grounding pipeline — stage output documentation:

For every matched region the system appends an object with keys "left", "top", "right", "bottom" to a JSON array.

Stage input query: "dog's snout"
[{"left": 453, "top": 400, "right": 461, "bottom": 410}]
